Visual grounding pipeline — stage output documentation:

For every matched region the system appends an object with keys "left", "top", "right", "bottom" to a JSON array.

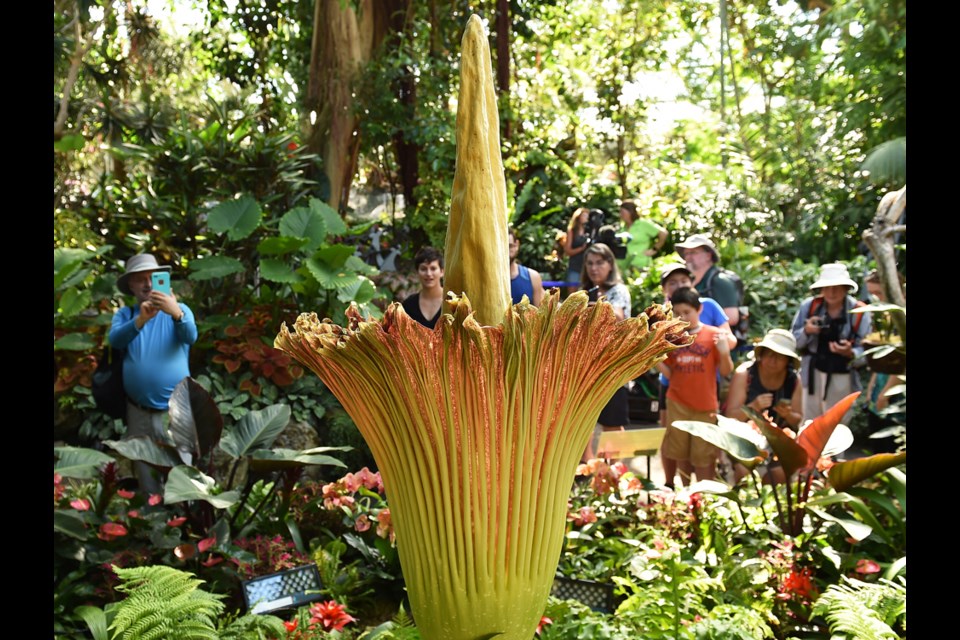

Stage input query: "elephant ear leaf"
[
  {"left": 219, "top": 404, "right": 291, "bottom": 459},
  {"left": 671, "top": 418, "right": 765, "bottom": 468},
  {"left": 829, "top": 451, "right": 907, "bottom": 492},
  {"left": 168, "top": 378, "right": 223, "bottom": 464}
]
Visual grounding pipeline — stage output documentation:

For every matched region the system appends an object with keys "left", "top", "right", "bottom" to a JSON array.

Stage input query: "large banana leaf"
[
  {"left": 164, "top": 465, "right": 240, "bottom": 508},
  {"left": 54, "top": 446, "right": 116, "bottom": 479},
  {"left": 218, "top": 404, "right": 291, "bottom": 459},
  {"left": 807, "top": 506, "right": 872, "bottom": 542},
  {"left": 807, "top": 492, "right": 890, "bottom": 544},
  {"left": 820, "top": 424, "right": 855, "bottom": 460},
  {"left": 104, "top": 436, "right": 182, "bottom": 468},
  {"left": 168, "top": 377, "right": 224, "bottom": 464},
  {"left": 828, "top": 452, "right": 907, "bottom": 492},
  {"left": 247, "top": 447, "right": 348, "bottom": 472}
]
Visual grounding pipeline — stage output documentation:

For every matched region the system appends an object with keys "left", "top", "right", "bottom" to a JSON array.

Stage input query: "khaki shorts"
[{"left": 661, "top": 398, "right": 718, "bottom": 468}]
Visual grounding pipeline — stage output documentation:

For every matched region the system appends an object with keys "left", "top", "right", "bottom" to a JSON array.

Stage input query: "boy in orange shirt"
[{"left": 657, "top": 287, "right": 734, "bottom": 487}]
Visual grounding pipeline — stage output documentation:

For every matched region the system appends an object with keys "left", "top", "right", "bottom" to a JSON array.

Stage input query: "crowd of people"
[
  {"left": 106, "top": 199, "right": 891, "bottom": 494},
  {"left": 397, "top": 201, "right": 891, "bottom": 489}
]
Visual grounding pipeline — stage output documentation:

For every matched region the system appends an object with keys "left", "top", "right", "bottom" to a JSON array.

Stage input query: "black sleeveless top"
[
  {"left": 401, "top": 293, "right": 441, "bottom": 329},
  {"left": 745, "top": 361, "right": 799, "bottom": 430}
]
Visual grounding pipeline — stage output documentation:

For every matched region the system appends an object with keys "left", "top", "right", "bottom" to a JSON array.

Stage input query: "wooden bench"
[{"left": 596, "top": 427, "right": 666, "bottom": 478}]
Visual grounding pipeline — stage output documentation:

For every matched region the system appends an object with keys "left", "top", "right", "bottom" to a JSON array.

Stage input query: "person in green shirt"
[{"left": 618, "top": 200, "right": 668, "bottom": 273}]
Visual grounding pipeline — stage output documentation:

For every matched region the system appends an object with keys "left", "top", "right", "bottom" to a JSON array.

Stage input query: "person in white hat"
[
  {"left": 725, "top": 329, "right": 804, "bottom": 484},
  {"left": 789, "top": 263, "right": 871, "bottom": 425},
  {"left": 108, "top": 253, "right": 198, "bottom": 494},
  {"left": 675, "top": 234, "right": 742, "bottom": 328}
]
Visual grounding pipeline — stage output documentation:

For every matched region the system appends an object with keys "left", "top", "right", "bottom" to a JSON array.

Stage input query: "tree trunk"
[
  {"left": 861, "top": 186, "right": 906, "bottom": 340},
  {"left": 496, "top": 0, "right": 511, "bottom": 141},
  {"left": 306, "top": 0, "right": 377, "bottom": 213}
]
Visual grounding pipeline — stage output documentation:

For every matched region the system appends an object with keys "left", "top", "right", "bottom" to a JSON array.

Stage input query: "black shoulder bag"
[{"left": 91, "top": 307, "right": 132, "bottom": 420}]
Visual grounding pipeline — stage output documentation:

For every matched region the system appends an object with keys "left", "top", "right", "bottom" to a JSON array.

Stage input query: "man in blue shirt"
[
  {"left": 109, "top": 253, "right": 198, "bottom": 494},
  {"left": 509, "top": 228, "right": 544, "bottom": 306}
]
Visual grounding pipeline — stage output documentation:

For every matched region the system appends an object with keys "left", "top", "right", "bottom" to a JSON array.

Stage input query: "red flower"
[
  {"left": 536, "top": 616, "right": 553, "bottom": 635},
  {"left": 309, "top": 600, "right": 356, "bottom": 632},
  {"left": 54, "top": 473, "right": 65, "bottom": 503},
  {"left": 198, "top": 535, "right": 217, "bottom": 553},
  {"left": 167, "top": 516, "right": 188, "bottom": 527},
  {"left": 97, "top": 522, "right": 128, "bottom": 541},
  {"left": 127, "top": 510, "right": 140, "bottom": 519},
  {"left": 71, "top": 498, "right": 91, "bottom": 511},
  {"left": 855, "top": 559, "right": 881, "bottom": 574},
  {"left": 148, "top": 494, "right": 163, "bottom": 506},
  {"left": 287, "top": 141, "right": 298, "bottom": 151},
  {"left": 283, "top": 619, "right": 298, "bottom": 632},
  {"left": 117, "top": 489, "right": 136, "bottom": 500},
  {"left": 778, "top": 566, "right": 817, "bottom": 602}
]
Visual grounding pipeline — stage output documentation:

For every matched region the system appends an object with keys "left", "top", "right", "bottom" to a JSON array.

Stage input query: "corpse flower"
[{"left": 275, "top": 15, "right": 688, "bottom": 640}]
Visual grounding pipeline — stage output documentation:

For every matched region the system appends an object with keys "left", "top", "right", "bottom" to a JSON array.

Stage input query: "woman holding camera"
[
  {"left": 563, "top": 207, "right": 591, "bottom": 295},
  {"left": 579, "top": 243, "right": 632, "bottom": 461}
]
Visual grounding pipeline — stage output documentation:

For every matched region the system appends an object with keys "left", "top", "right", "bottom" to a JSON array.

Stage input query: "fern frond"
[
  {"left": 219, "top": 612, "right": 287, "bottom": 640},
  {"left": 812, "top": 576, "right": 905, "bottom": 640}
]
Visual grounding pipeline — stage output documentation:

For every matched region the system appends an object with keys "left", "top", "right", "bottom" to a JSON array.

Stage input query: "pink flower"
[
  {"left": 354, "top": 514, "right": 371, "bottom": 532},
  {"left": 97, "top": 522, "right": 128, "bottom": 541},
  {"left": 71, "top": 498, "right": 91, "bottom": 511},
  {"left": 855, "top": 559, "right": 881, "bottom": 574},
  {"left": 148, "top": 494, "right": 163, "bottom": 506},
  {"left": 201, "top": 554, "right": 223, "bottom": 567},
  {"left": 167, "top": 516, "right": 188, "bottom": 527},
  {"left": 127, "top": 510, "right": 140, "bottom": 519},
  {"left": 117, "top": 489, "right": 136, "bottom": 500},
  {"left": 54, "top": 473, "right": 65, "bottom": 503},
  {"left": 376, "top": 509, "right": 395, "bottom": 543},
  {"left": 536, "top": 616, "right": 553, "bottom": 635},
  {"left": 322, "top": 481, "right": 356, "bottom": 510},
  {"left": 354, "top": 467, "right": 384, "bottom": 492},
  {"left": 198, "top": 536, "right": 217, "bottom": 553},
  {"left": 569, "top": 506, "right": 597, "bottom": 527},
  {"left": 309, "top": 600, "right": 356, "bottom": 632}
]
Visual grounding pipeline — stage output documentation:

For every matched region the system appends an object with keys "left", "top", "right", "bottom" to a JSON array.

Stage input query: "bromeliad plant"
[{"left": 274, "top": 15, "right": 688, "bottom": 640}]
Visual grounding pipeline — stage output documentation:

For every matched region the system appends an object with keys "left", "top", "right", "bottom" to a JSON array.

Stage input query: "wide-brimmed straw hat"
[
  {"left": 675, "top": 234, "right": 719, "bottom": 262},
  {"left": 659, "top": 262, "right": 693, "bottom": 285},
  {"left": 809, "top": 263, "right": 858, "bottom": 294},
  {"left": 753, "top": 329, "right": 801, "bottom": 366},
  {"left": 117, "top": 253, "right": 171, "bottom": 295}
]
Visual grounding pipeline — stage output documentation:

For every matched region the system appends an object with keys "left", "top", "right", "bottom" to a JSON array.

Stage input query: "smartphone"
[
  {"left": 587, "top": 286, "right": 600, "bottom": 303},
  {"left": 151, "top": 271, "right": 171, "bottom": 295}
]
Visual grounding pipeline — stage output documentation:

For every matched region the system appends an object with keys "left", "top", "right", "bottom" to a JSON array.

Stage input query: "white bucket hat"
[
  {"left": 809, "top": 263, "right": 858, "bottom": 294},
  {"left": 754, "top": 329, "right": 801, "bottom": 367},
  {"left": 117, "top": 253, "right": 171, "bottom": 295}
]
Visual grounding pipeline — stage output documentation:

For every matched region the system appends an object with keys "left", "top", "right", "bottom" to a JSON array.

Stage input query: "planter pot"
[{"left": 551, "top": 576, "right": 620, "bottom": 613}]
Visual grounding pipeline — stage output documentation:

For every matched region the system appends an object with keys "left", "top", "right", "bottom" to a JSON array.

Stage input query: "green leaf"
[
  {"left": 884, "top": 467, "right": 906, "bottom": 512},
  {"left": 884, "top": 556, "right": 906, "bottom": 580},
  {"left": 279, "top": 206, "right": 327, "bottom": 252},
  {"left": 807, "top": 506, "right": 872, "bottom": 542},
  {"left": 305, "top": 257, "right": 361, "bottom": 290},
  {"left": 55, "top": 511, "right": 90, "bottom": 541},
  {"left": 845, "top": 487, "right": 903, "bottom": 523},
  {"left": 74, "top": 605, "right": 109, "bottom": 640},
  {"left": 104, "top": 437, "right": 183, "bottom": 468},
  {"left": 54, "top": 446, "right": 116, "bottom": 478},
  {"left": 314, "top": 244, "right": 356, "bottom": 268},
  {"left": 337, "top": 277, "right": 376, "bottom": 304},
  {"left": 54, "top": 332, "right": 97, "bottom": 351},
  {"left": 219, "top": 404, "right": 291, "bottom": 458},
  {"left": 828, "top": 452, "right": 907, "bottom": 492},
  {"left": 54, "top": 248, "right": 92, "bottom": 289},
  {"left": 257, "top": 236, "right": 308, "bottom": 256},
  {"left": 58, "top": 287, "right": 92, "bottom": 317},
  {"left": 344, "top": 254, "right": 378, "bottom": 276},
  {"left": 168, "top": 377, "right": 223, "bottom": 462},
  {"left": 260, "top": 258, "right": 304, "bottom": 284},
  {"left": 310, "top": 197, "right": 347, "bottom": 235},
  {"left": 207, "top": 196, "right": 262, "bottom": 240},
  {"left": 820, "top": 424, "right": 854, "bottom": 459},
  {"left": 670, "top": 419, "right": 764, "bottom": 467},
  {"left": 164, "top": 466, "right": 240, "bottom": 508},
  {"left": 247, "top": 447, "right": 348, "bottom": 472},
  {"left": 55, "top": 134, "right": 86, "bottom": 153},
  {"left": 188, "top": 256, "right": 245, "bottom": 281},
  {"left": 807, "top": 493, "right": 890, "bottom": 544}
]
